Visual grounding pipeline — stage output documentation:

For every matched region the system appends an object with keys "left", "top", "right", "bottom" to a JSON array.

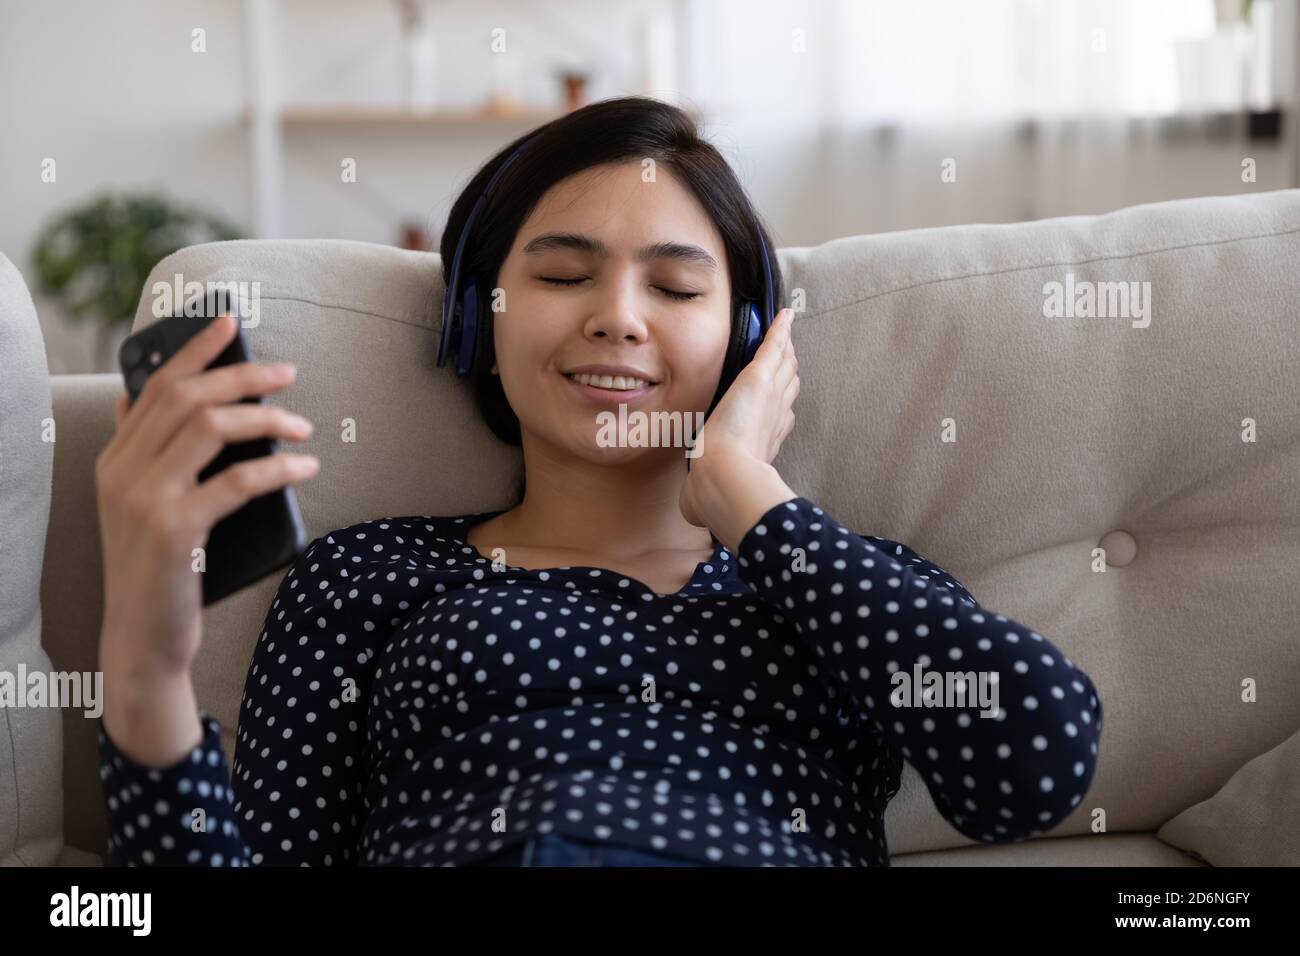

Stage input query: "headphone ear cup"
[
  {"left": 740, "top": 301, "right": 764, "bottom": 365},
  {"left": 474, "top": 283, "right": 494, "bottom": 377},
  {"left": 437, "top": 283, "right": 459, "bottom": 368},
  {"left": 707, "top": 299, "right": 758, "bottom": 416},
  {"left": 457, "top": 283, "right": 480, "bottom": 378}
]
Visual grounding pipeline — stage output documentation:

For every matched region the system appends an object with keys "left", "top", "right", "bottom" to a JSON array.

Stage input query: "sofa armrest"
[{"left": 42, "top": 372, "right": 122, "bottom": 862}]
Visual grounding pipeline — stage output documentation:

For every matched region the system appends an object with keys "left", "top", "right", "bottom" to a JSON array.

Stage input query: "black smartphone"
[{"left": 117, "top": 287, "right": 309, "bottom": 606}]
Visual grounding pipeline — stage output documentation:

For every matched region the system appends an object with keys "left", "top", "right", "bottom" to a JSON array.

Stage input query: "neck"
[{"left": 501, "top": 434, "right": 714, "bottom": 557}]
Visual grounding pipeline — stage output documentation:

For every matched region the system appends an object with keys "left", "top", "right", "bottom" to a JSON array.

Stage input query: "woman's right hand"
[{"left": 95, "top": 312, "right": 319, "bottom": 711}]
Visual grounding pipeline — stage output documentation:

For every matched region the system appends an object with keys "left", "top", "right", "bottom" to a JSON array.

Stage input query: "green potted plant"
[{"left": 31, "top": 194, "right": 243, "bottom": 371}]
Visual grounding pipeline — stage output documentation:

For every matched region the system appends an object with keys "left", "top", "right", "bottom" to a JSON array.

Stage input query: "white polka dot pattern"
[{"left": 97, "top": 496, "right": 1103, "bottom": 866}]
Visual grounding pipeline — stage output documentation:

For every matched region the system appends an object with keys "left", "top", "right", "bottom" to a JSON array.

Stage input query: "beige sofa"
[{"left": 4, "top": 189, "right": 1299, "bottom": 866}]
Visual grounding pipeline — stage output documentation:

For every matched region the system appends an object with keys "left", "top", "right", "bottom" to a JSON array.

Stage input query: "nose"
[{"left": 582, "top": 273, "right": 650, "bottom": 345}]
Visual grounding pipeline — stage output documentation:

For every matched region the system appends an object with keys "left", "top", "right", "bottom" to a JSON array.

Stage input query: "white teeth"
[{"left": 567, "top": 372, "right": 652, "bottom": 390}]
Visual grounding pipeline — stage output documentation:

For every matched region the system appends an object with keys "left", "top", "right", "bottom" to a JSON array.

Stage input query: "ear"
[{"left": 490, "top": 361, "right": 499, "bottom": 375}]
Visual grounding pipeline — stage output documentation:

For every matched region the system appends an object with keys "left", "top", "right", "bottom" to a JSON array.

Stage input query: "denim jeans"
[{"left": 477, "top": 832, "right": 706, "bottom": 867}]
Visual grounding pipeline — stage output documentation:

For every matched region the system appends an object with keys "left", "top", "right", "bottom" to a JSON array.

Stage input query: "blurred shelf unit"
[
  {"left": 240, "top": 0, "right": 583, "bottom": 236},
  {"left": 240, "top": 0, "right": 695, "bottom": 235}
]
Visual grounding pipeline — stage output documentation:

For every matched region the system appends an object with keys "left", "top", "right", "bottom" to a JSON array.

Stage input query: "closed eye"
[{"left": 539, "top": 276, "right": 700, "bottom": 302}]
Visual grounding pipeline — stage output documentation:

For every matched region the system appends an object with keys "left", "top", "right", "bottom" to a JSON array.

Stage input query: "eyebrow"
[{"left": 521, "top": 232, "right": 719, "bottom": 271}]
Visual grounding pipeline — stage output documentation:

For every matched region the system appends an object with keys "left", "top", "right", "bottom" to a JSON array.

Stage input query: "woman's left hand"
[{"left": 679, "top": 307, "right": 799, "bottom": 531}]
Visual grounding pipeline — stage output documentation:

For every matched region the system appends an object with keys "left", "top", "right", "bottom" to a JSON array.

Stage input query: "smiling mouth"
[{"left": 563, "top": 371, "right": 658, "bottom": 392}]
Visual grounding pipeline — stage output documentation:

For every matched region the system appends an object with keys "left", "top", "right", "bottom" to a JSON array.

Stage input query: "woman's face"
[{"left": 491, "top": 159, "right": 732, "bottom": 465}]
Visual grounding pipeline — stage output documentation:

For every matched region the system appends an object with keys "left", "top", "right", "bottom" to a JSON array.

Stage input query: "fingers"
[
  {"left": 153, "top": 312, "right": 239, "bottom": 387},
  {"left": 185, "top": 451, "right": 320, "bottom": 531},
  {"left": 112, "top": 312, "right": 240, "bottom": 452},
  {"left": 775, "top": 336, "right": 798, "bottom": 391},
  {"left": 768, "top": 408, "right": 795, "bottom": 461},
  {"left": 772, "top": 307, "right": 793, "bottom": 345},
  {"left": 120, "top": 360, "right": 299, "bottom": 463},
  {"left": 783, "top": 367, "right": 800, "bottom": 405},
  {"left": 761, "top": 308, "right": 796, "bottom": 368},
  {"left": 146, "top": 402, "right": 314, "bottom": 494},
  {"left": 768, "top": 309, "right": 799, "bottom": 416}
]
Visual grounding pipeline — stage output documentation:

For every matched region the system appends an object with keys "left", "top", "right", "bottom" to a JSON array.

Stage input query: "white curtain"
[{"left": 676, "top": 0, "right": 1281, "bottom": 241}]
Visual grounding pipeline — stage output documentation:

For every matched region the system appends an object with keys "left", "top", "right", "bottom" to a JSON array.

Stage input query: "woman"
[{"left": 95, "top": 96, "right": 1102, "bottom": 867}]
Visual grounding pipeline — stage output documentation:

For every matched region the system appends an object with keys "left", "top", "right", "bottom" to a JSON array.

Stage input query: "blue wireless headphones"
[{"left": 437, "top": 136, "right": 776, "bottom": 413}]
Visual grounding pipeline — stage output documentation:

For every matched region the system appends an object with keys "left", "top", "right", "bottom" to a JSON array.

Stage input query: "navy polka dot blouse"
[{"left": 98, "top": 495, "right": 1103, "bottom": 866}]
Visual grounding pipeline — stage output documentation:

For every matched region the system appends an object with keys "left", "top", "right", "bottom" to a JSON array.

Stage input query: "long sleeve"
[
  {"left": 732, "top": 495, "right": 1103, "bottom": 845},
  {"left": 97, "top": 530, "right": 389, "bottom": 865},
  {"left": 98, "top": 710, "right": 246, "bottom": 865}
]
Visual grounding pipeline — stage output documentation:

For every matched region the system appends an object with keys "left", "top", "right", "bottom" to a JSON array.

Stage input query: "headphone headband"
[{"left": 438, "top": 141, "right": 531, "bottom": 371}]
